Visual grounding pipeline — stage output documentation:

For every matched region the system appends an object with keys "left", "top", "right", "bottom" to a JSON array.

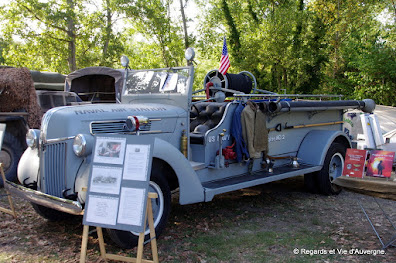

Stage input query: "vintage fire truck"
[{"left": 6, "top": 48, "right": 375, "bottom": 248}]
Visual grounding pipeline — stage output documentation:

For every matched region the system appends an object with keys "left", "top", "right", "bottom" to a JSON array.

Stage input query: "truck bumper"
[{"left": 4, "top": 180, "right": 84, "bottom": 215}]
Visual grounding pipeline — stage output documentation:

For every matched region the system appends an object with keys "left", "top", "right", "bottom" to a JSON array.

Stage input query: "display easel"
[
  {"left": 0, "top": 163, "right": 17, "bottom": 219},
  {"left": 80, "top": 192, "right": 159, "bottom": 263}
]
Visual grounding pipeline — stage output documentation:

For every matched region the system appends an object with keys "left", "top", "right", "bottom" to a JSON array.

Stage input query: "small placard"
[
  {"left": 366, "top": 150, "right": 395, "bottom": 178},
  {"left": 83, "top": 135, "right": 154, "bottom": 233},
  {"left": 342, "top": 148, "right": 368, "bottom": 178}
]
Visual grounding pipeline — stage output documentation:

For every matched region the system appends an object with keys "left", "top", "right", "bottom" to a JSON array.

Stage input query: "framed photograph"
[
  {"left": 90, "top": 166, "right": 122, "bottom": 195},
  {"left": 93, "top": 137, "right": 126, "bottom": 165}
]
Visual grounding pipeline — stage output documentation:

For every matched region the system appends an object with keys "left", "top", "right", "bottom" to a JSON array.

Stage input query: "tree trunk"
[
  {"left": 179, "top": 0, "right": 189, "bottom": 49},
  {"left": 102, "top": 0, "right": 112, "bottom": 65},
  {"left": 221, "top": 0, "right": 241, "bottom": 62},
  {"left": 67, "top": 0, "right": 77, "bottom": 72}
]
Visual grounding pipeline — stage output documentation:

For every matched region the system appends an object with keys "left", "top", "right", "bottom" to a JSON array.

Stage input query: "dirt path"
[{"left": 1, "top": 176, "right": 395, "bottom": 262}]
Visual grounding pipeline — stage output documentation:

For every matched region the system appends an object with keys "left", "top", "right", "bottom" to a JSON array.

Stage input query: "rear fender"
[{"left": 297, "top": 130, "right": 351, "bottom": 166}]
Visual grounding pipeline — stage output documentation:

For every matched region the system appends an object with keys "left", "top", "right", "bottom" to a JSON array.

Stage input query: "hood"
[{"left": 42, "top": 103, "right": 186, "bottom": 140}]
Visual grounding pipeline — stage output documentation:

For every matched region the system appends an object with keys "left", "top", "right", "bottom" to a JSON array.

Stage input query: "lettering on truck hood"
[
  {"left": 52, "top": 103, "right": 184, "bottom": 119},
  {"left": 42, "top": 103, "right": 186, "bottom": 140},
  {"left": 73, "top": 106, "right": 168, "bottom": 115}
]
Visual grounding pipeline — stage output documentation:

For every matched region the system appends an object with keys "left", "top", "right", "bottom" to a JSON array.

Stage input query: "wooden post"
[
  {"left": 0, "top": 163, "right": 17, "bottom": 219},
  {"left": 79, "top": 225, "right": 90, "bottom": 263},
  {"left": 80, "top": 192, "right": 159, "bottom": 263}
]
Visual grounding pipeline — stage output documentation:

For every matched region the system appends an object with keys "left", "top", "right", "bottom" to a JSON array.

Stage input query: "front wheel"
[
  {"left": 317, "top": 143, "right": 346, "bottom": 195},
  {"left": 106, "top": 167, "right": 171, "bottom": 249},
  {"left": 0, "top": 132, "right": 24, "bottom": 187},
  {"left": 32, "top": 203, "right": 74, "bottom": 221}
]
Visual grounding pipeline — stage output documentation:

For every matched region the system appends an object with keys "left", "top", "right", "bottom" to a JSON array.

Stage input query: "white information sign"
[
  {"left": 83, "top": 135, "right": 153, "bottom": 233},
  {"left": 123, "top": 144, "right": 150, "bottom": 181},
  {"left": 85, "top": 195, "right": 119, "bottom": 226},
  {"left": 117, "top": 187, "right": 146, "bottom": 226}
]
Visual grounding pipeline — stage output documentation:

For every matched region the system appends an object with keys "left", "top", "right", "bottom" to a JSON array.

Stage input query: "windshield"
[{"left": 123, "top": 68, "right": 190, "bottom": 95}]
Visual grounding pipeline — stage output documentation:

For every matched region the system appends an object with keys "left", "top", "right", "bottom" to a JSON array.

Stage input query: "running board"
[
  {"left": 202, "top": 164, "right": 322, "bottom": 201},
  {"left": 190, "top": 161, "right": 206, "bottom": 171}
]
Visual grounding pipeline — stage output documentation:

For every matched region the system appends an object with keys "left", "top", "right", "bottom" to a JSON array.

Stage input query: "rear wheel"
[
  {"left": 0, "top": 132, "right": 24, "bottom": 186},
  {"left": 317, "top": 143, "right": 346, "bottom": 195},
  {"left": 106, "top": 166, "right": 171, "bottom": 249}
]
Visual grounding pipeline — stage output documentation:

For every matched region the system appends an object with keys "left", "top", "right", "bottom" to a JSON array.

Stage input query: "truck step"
[
  {"left": 202, "top": 163, "right": 321, "bottom": 201},
  {"left": 190, "top": 161, "right": 206, "bottom": 171}
]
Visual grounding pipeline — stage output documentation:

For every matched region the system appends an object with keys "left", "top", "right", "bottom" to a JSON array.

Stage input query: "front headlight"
[
  {"left": 73, "top": 134, "right": 87, "bottom": 157},
  {"left": 26, "top": 129, "right": 40, "bottom": 148}
]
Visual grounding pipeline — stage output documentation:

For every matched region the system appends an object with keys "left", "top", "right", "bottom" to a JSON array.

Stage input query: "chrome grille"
[
  {"left": 90, "top": 120, "right": 151, "bottom": 134},
  {"left": 43, "top": 142, "right": 66, "bottom": 198}
]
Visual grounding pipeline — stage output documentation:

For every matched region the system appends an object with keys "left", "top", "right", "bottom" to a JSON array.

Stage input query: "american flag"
[{"left": 219, "top": 37, "right": 230, "bottom": 75}]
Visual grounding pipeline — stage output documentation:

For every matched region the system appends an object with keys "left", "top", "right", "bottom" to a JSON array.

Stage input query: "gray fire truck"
[{"left": 6, "top": 49, "right": 375, "bottom": 248}]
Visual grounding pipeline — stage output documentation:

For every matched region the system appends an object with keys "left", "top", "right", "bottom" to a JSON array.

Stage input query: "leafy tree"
[
  {"left": 0, "top": 0, "right": 124, "bottom": 73},
  {"left": 0, "top": 37, "right": 8, "bottom": 65},
  {"left": 0, "top": 0, "right": 394, "bottom": 106},
  {"left": 117, "top": 0, "right": 186, "bottom": 68}
]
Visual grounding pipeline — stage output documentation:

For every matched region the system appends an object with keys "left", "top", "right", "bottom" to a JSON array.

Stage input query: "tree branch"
[{"left": 21, "top": 4, "right": 69, "bottom": 34}]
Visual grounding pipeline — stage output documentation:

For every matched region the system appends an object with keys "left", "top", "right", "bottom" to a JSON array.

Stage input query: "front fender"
[
  {"left": 75, "top": 157, "right": 91, "bottom": 204},
  {"left": 17, "top": 147, "right": 39, "bottom": 185},
  {"left": 153, "top": 137, "right": 204, "bottom": 204},
  {"left": 297, "top": 130, "right": 351, "bottom": 166},
  {"left": 76, "top": 137, "right": 205, "bottom": 205}
]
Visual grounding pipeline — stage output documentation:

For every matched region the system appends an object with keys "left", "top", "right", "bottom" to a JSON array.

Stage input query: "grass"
[{"left": 179, "top": 224, "right": 339, "bottom": 263}]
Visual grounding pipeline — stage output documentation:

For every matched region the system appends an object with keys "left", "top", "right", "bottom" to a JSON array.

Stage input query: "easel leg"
[
  {"left": 97, "top": 227, "right": 108, "bottom": 261},
  {"left": 80, "top": 225, "right": 90, "bottom": 263},
  {"left": 136, "top": 200, "right": 150, "bottom": 263},
  {"left": 81, "top": 193, "right": 160, "bottom": 263},
  {"left": 0, "top": 163, "right": 17, "bottom": 219},
  {"left": 147, "top": 200, "right": 159, "bottom": 263}
]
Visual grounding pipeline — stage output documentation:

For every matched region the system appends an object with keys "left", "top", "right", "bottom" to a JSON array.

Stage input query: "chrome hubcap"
[
  {"left": 329, "top": 153, "right": 344, "bottom": 182},
  {"left": 0, "top": 149, "right": 11, "bottom": 172}
]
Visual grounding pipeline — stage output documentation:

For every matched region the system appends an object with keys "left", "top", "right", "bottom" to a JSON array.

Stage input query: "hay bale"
[{"left": 0, "top": 67, "right": 41, "bottom": 128}]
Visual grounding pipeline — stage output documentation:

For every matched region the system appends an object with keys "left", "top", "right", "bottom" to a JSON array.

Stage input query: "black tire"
[
  {"left": 317, "top": 143, "right": 346, "bottom": 195},
  {"left": 304, "top": 172, "right": 318, "bottom": 194},
  {"left": 32, "top": 203, "right": 74, "bottom": 222},
  {"left": 106, "top": 165, "right": 171, "bottom": 249},
  {"left": 0, "top": 132, "right": 24, "bottom": 187}
]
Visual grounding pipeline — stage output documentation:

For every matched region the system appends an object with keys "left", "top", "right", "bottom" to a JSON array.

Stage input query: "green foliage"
[
  {"left": 117, "top": 0, "right": 186, "bottom": 69},
  {"left": 0, "top": 0, "right": 125, "bottom": 73},
  {"left": 0, "top": 0, "right": 395, "bottom": 105},
  {"left": 0, "top": 37, "right": 7, "bottom": 65}
]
